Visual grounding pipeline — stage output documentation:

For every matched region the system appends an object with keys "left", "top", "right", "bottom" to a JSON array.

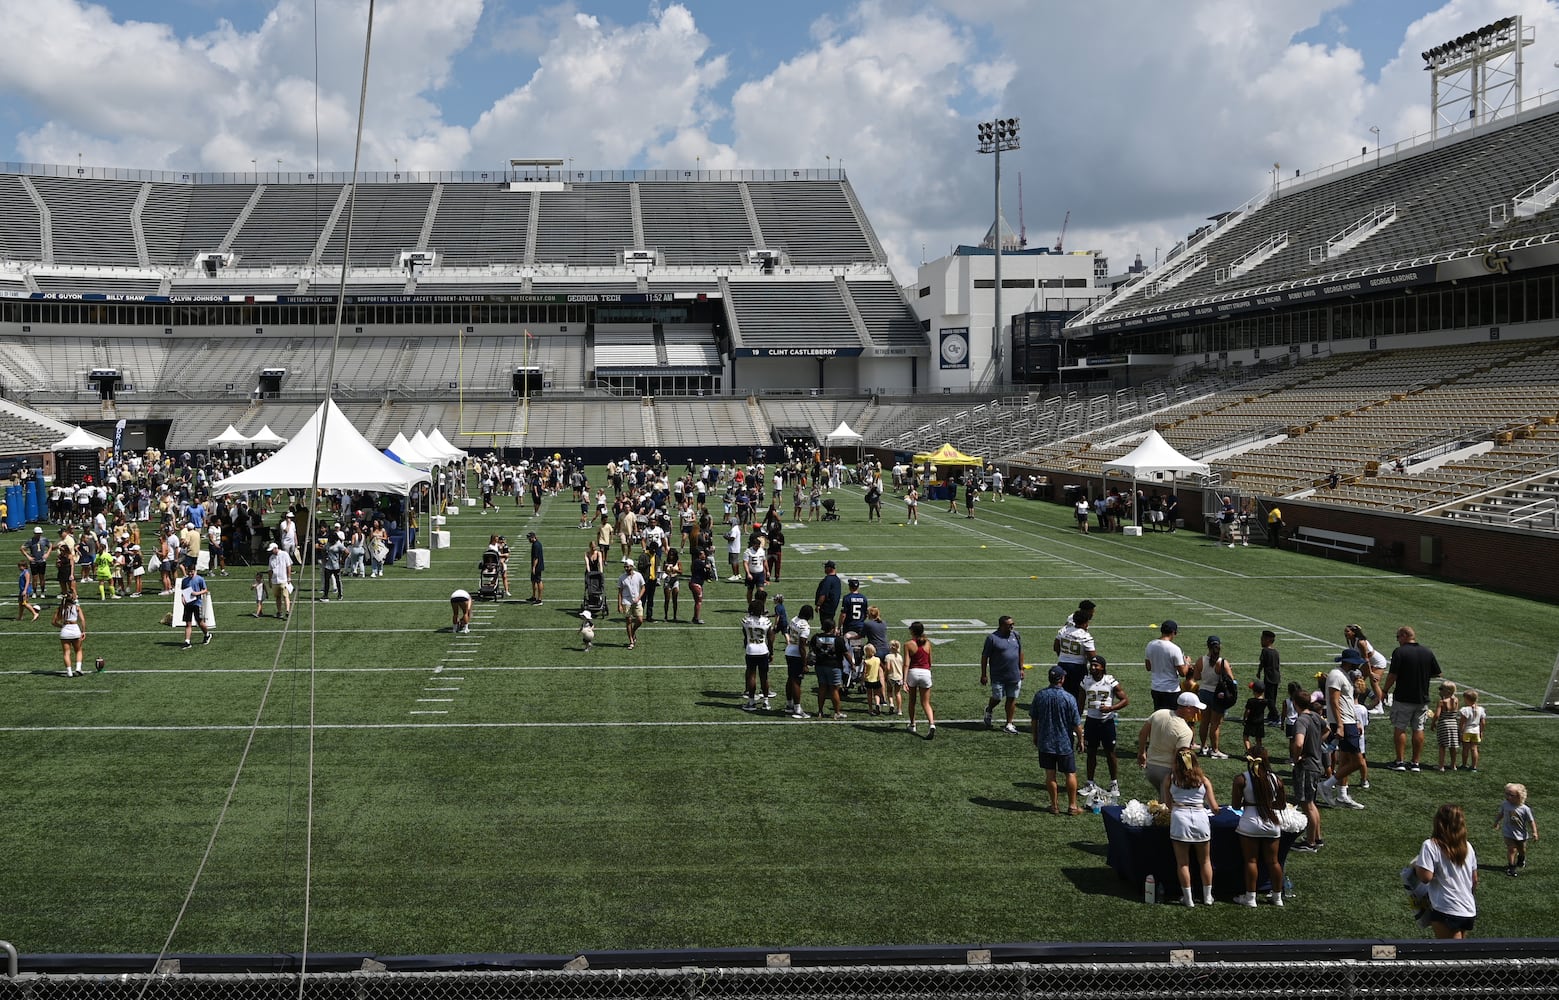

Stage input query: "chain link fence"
[{"left": 5, "top": 953, "right": 1559, "bottom": 1000}]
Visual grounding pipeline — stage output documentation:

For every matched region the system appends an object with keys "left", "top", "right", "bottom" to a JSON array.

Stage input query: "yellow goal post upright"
[{"left": 456, "top": 326, "right": 534, "bottom": 453}]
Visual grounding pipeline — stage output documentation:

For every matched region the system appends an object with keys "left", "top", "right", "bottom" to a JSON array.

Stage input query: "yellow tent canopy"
[{"left": 913, "top": 443, "right": 982, "bottom": 467}]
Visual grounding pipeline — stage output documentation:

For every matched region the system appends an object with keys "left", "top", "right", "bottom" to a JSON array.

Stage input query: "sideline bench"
[{"left": 1291, "top": 526, "right": 1374, "bottom": 562}]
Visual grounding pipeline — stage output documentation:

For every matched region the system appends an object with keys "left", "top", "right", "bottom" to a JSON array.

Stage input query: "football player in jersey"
[
  {"left": 740, "top": 598, "right": 774, "bottom": 712},
  {"left": 1080, "top": 655, "right": 1129, "bottom": 797},
  {"left": 1054, "top": 604, "right": 1098, "bottom": 710}
]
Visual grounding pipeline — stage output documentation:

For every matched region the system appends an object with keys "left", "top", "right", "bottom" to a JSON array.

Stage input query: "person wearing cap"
[
  {"left": 814, "top": 560, "right": 842, "bottom": 624},
  {"left": 1289, "top": 691, "right": 1328, "bottom": 851},
  {"left": 1144, "top": 620, "right": 1190, "bottom": 711},
  {"left": 1081, "top": 655, "right": 1128, "bottom": 797},
  {"left": 578, "top": 608, "right": 595, "bottom": 650},
  {"left": 266, "top": 541, "right": 292, "bottom": 619},
  {"left": 1031, "top": 664, "right": 1084, "bottom": 814},
  {"left": 527, "top": 531, "right": 545, "bottom": 605},
  {"left": 1136, "top": 691, "right": 1201, "bottom": 794},
  {"left": 178, "top": 519, "right": 202, "bottom": 575},
  {"left": 21, "top": 526, "right": 51, "bottom": 600},
  {"left": 980, "top": 615, "right": 1024, "bottom": 733},
  {"left": 1194, "top": 636, "right": 1237, "bottom": 759},
  {"left": 618, "top": 556, "right": 646, "bottom": 650},
  {"left": 1320, "top": 649, "right": 1366, "bottom": 809}
]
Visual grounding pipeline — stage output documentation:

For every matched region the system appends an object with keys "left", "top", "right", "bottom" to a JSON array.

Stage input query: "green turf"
[{"left": 3, "top": 483, "right": 1558, "bottom": 954}]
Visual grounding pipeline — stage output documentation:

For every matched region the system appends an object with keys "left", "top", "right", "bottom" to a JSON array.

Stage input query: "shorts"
[
  {"left": 747, "top": 569, "right": 767, "bottom": 588},
  {"left": 989, "top": 677, "right": 1022, "bottom": 702},
  {"left": 744, "top": 652, "right": 770, "bottom": 673},
  {"left": 1084, "top": 717, "right": 1118, "bottom": 753},
  {"left": 1430, "top": 910, "right": 1476, "bottom": 934},
  {"left": 905, "top": 667, "right": 933, "bottom": 690},
  {"left": 1038, "top": 750, "right": 1077, "bottom": 774},
  {"left": 1151, "top": 689, "right": 1181, "bottom": 711},
  {"left": 1463, "top": 732, "right": 1481, "bottom": 744},
  {"left": 273, "top": 583, "right": 291, "bottom": 601},
  {"left": 816, "top": 664, "right": 843, "bottom": 689},
  {"left": 786, "top": 654, "right": 806, "bottom": 683},
  {"left": 624, "top": 601, "right": 643, "bottom": 623},
  {"left": 1391, "top": 700, "right": 1429, "bottom": 732},
  {"left": 530, "top": 571, "right": 543, "bottom": 583},
  {"left": 1293, "top": 764, "right": 1322, "bottom": 805},
  {"left": 1338, "top": 723, "right": 1362, "bottom": 755},
  {"left": 182, "top": 602, "right": 202, "bottom": 624},
  {"left": 181, "top": 555, "right": 197, "bottom": 571}
]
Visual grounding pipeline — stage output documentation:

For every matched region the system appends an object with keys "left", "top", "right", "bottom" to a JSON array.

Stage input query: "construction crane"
[
  {"left": 1017, "top": 173, "right": 1028, "bottom": 248},
  {"left": 1053, "top": 210, "right": 1070, "bottom": 253}
]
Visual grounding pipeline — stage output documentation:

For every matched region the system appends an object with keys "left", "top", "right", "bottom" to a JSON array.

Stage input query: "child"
[
  {"left": 1351, "top": 675, "right": 1371, "bottom": 790},
  {"left": 1434, "top": 681, "right": 1460, "bottom": 772},
  {"left": 93, "top": 546, "right": 114, "bottom": 601},
  {"left": 1495, "top": 783, "right": 1538, "bottom": 876},
  {"left": 127, "top": 545, "right": 145, "bottom": 597},
  {"left": 1459, "top": 689, "right": 1486, "bottom": 772},
  {"left": 111, "top": 547, "right": 127, "bottom": 598},
  {"left": 579, "top": 609, "right": 595, "bottom": 651},
  {"left": 16, "top": 560, "right": 39, "bottom": 622},
  {"left": 251, "top": 571, "right": 268, "bottom": 617},
  {"left": 884, "top": 639, "right": 905, "bottom": 715},
  {"left": 861, "top": 643, "right": 884, "bottom": 715},
  {"left": 1241, "top": 680, "right": 1266, "bottom": 754},
  {"left": 1282, "top": 681, "right": 1304, "bottom": 762}
]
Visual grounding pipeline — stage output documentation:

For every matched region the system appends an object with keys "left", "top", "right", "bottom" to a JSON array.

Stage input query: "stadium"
[{"left": 2, "top": 8, "right": 1559, "bottom": 999}]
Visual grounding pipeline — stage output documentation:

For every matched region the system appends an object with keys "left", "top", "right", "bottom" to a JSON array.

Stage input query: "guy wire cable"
[
  {"left": 136, "top": 2, "right": 379, "bottom": 991},
  {"left": 298, "top": 0, "right": 378, "bottom": 985}
]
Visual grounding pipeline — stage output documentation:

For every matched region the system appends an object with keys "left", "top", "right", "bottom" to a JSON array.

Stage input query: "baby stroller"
[
  {"left": 476, "top": 550, "right": 503, "bottom": 601},
  {"left": 820, "top": 497, "right": 841, "bottom": 522},
  {"left": 582, "top": 569, "right": 607, "bottom": 617}
]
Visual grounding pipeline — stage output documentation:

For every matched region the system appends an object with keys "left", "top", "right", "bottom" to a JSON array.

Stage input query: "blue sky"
[{"left": 1, "top": 0, "right": 1556, "bottom": 277}]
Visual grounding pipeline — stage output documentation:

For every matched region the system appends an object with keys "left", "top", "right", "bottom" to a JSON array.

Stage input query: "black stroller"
[
  {"left": 820, "top": 497, "right": 841, "bottom": 522},
  {"left": 477, "top": 550, "right": 503, "bottom": 601},
  {"left": 582, "top": 570, "right": 607, "bottom": 616}
]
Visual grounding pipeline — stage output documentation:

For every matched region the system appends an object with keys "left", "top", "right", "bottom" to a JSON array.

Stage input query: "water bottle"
[
  {"left": 1143, "top": 874, "right": 1157, "bottom": 904},
  {"left": 1283, "top": 876, "right": 1295, "bottom": 899}
]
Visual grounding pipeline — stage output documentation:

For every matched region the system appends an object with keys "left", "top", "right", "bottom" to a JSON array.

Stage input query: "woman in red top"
[{"left": 904, "top": 621, "right": 936, "bottom": 739}]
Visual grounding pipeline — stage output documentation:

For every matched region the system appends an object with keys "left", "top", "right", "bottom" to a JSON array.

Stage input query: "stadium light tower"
[
  {"left": 977, "top": 117, "right": 1019, "bottom": 387},
  {"left": 1421, "top": 16, "right": 1534, "bottom": 136}
]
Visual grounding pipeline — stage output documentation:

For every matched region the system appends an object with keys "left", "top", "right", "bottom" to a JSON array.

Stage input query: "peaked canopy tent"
[
  {"left": 386, "top": 432, "right": 438, "bottom": 469},
  {"left": 823, "top": 420, "right": 863, "bottom": 461},
  {"left": 912, "top": 443, "right": 982, "bottom": 467},
  {"left": 1100, "top": 430, "right": 1210, "bottom": 527},
  {"left": 211, "top": 399, "right": 431, "bottom": 497},
  {"left": 207, "top": 425, "right": 250, "bottom": 449},
  {"left": 246, "top": 425, "right": 288, "bottom": 449},
  {"left": 52, "top": 427, "right": 113, "bottom": 451},
  {"left": 425, "top": 428, "right": 468, "bottom": 462}
]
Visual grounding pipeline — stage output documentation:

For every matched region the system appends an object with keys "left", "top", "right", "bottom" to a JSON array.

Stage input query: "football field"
[{"left": 3, "top": 482, "right": 1557, "bottom": 954}]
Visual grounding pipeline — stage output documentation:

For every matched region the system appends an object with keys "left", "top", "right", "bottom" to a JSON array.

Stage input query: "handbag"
[{"left": 1214, "top": 668, "right": 1240, "bottom": 709}]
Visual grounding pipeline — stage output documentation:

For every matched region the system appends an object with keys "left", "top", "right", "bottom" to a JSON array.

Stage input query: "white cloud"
[
  {"left": 0, "top": 0, "right": 483, "bottom": 172},
  {"left": 464, "top": 4, "right": 727, "bottom": 171}
]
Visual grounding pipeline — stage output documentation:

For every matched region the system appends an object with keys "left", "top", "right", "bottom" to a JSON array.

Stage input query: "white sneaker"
[
  {"left": 1369, "top": 704, "right": 1386, "bottom": 715},
  {"left": 761, "top": 699, "right": 771, "bottom": 711},
  {"left": 1002, "top": 723, "right": 1019, "bottom": 734},
  {"left": 790, "top": 709, "right": 810, "bottom": 719},
  {"left": 1208, "top": 749, "right": 1230, "bottom": 759},
  {"left": 1081, "top": 780, "right": 1099, "bottom": 794},
  {"left": 1319, "top": 777, "right": 1339, "bottom": 806},
  {"left": 1338, "top": 791, "right": 1366, "bottom": 810},
  {"left": 1269, "top": 892, "right": 1285, "bottom": 907},
  {"left": 1237, "top": 893, "right": 1258, "bottom": 908},
  {"left": 1109, "top": 781, "right": 1120, "bottom": 796},
  {"left": 741, "top": 700, "right": 757, "bottom": 712}
]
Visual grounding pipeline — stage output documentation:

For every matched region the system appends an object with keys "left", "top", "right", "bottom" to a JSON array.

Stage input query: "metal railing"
[{"left": 0, "top": 162, "right": 848, "bottom": 186}]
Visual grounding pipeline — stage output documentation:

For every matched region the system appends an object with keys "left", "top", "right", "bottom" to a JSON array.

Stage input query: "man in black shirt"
[
  {"left": 1381, "top": 625, "right": 1442, "bottom": 772},
  {"left": 810, "top": 617, "right": 847, "bottom": 720}
]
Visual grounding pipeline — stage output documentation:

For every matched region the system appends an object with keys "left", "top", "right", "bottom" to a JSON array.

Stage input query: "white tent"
[
  {"left": 247, "top": 425, "right": 287, "bottom": 448},
  {"left": 1101, "top": 430, "right": 1210, "bottom": 527},
  {"left": 207, "top": 424, "right": 249, "bottom": 448},
  {"left": 210, "top": 399, "right": 431, "bottom": 496},
  {"left": 52, "top": 426, "right": 113, "bottom": 451},
  {"left": 426, "top": 427, "right": 467, "bottom": 461},
  {"left": 387, "top": 432, "right": 437, "bottom": 469},
  {"left": 824, "top": 421, "right": 862, "bottom": 443},
  {"left": 409, "top": 430, "right": 447, "bottom": 465}
]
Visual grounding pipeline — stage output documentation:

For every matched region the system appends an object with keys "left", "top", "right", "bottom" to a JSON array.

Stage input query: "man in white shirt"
[
  {"left": 1144, "top": 619, "right": 1189, "bottom": 712},
  {"left": 618, "top": 557, "right": 645, "bottom": 651},
  {"left": 266, "top": 542, "right": 292, "bottom": 619}
]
